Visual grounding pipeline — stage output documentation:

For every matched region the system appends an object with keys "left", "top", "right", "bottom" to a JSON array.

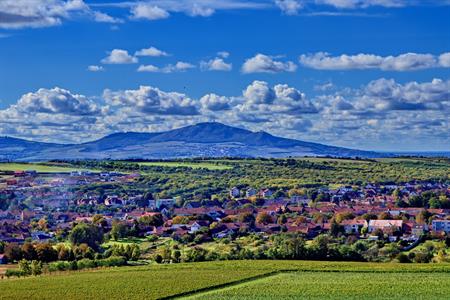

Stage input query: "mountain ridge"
[{"left": 0, "top": 122, "right": 383, "bottom": 161}]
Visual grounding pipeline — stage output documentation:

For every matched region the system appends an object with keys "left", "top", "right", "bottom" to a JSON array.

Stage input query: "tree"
[
  {"left": 256, "top": 212, "right": 273, "bottom": 225},
  {"left": 22, "top": 243, "right": 37, "bottom": 260},
  {"left": 69, "top": 223, "right": 104, "bottom": 249},
  {"left": 35, "top": 243, "right": 57, "bottom": 262},
  {"left": 18, "top": 259, "right": 31, "bottom": 276},
  {"left": 30, "top": 260, "right": 43, "bottom": 276},
  {"left": 131, "top": 245, "right": 141, "bottom": 261},
  {"left": 4, "top": 243, "right": 23, "bottom": 262},
  {"left": 110, "top": 221, "right": 129, "bottom": 240}
]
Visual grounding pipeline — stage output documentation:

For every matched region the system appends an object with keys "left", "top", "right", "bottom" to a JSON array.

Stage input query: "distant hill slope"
[{"left": 0, "top": 122, "right": 383, "bottom": 161}]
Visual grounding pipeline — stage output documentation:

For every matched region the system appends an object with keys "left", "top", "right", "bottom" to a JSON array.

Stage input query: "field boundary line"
[
  {"left": 158, "top": 270, "right": 283, "bottom": 300},
  {"left": 161, "top": 268, "right": 450, "bottom": 299}
]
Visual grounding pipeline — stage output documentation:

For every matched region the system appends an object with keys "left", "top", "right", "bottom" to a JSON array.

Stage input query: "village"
[{"left": 1, "top": 168, "right": 449, "bottom": 257}]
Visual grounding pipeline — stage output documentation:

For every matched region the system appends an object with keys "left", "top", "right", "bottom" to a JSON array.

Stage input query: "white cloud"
[
  {"left": 200, "top": 58, "right": 232, "bottom": 71},
  {"left": 0, "top": 78, "right": 448, "bottom": 151},
  {"left": 217, "top": 51, "right": 230, "bottom": 58},
  {"left": 135, "top": 46, "right": 169, "bottom": 57},
  {"left": 275, "top": 0, "right": 303, "bottom": 15},
  {"left": 439, "top": 52, "right": 450, "bottom": 67},
  {"left": 299, "top": 52, "right": 450, "bottom": 71},
  {"left": 0, "top": 0, "right": 89, "bottom": 29},
  {"left": 87, "top": 65, "right": 104, "bottom": 72},
  {"left": 13, "top": 87, "right": 99, "bottom": 116},
  {"left": 101, "top": 49, "right": 138, "bottom": 64},
  {"left": 242, "top": 54, "right": 297, "bottom": 73},
  {"left": 130, "top": 3, "right": 170, "bottom": 20},
  {"left": 138, "top": 61, "right": 195, "bottom": 73},
  {"left": 103, "top": 85, "right": 199, "bottom": 115},
  {"left": 93, "top": 11, "right": 123, "bottom": 23},
  {"left": 137, "top": 64, "right": 160, "bottom": 72},
  {"left": 314, "top": 0, "right": 406, "bottom": 9}
]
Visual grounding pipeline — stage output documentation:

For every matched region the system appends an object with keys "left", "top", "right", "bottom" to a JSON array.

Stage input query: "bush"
[
  {"left": 77, "top": 258, "right": 96, "bottom": 270},
  {"left": 5, "top": 269, "right": 25, "bottom": 278},
  {"left": 48, "top": 261, "right": 72, "bottom": 272},
  {"left": 396, "top": 253, "right": 411, "bottom": 263},
  {"left": 96, "top": 256, "right": 127, "bottom": 267}
]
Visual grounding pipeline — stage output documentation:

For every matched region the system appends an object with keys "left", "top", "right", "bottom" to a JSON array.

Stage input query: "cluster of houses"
[{"left": 0, "top": 169, "right": 449, "bottom": 248}]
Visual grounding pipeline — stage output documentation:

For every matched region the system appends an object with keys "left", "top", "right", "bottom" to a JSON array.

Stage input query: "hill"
[{"left": 0, "top": 122, "right": 382, "bottom": 161}]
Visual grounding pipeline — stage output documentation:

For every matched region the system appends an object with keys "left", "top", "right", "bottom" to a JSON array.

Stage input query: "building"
[
  {"left": 341, "top": 219, "right": 367, "bottom": 234},
  {"left": 432, "top": 220, "right": 450, "bottom": 233},
  {"left": 368, "top": 220, "right": 403, "bottom": 233},
  {"left": 229, "top": 187, "right": 240, "bottom": 198}
]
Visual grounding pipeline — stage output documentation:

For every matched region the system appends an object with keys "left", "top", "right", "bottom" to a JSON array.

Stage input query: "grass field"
[
  {"left": 136, "top": 161, "right": 232, "bottom": 170},
  {"left": 1, "top": 260, "right": 450, "bottom": 300},
  {"left": 0, "top": 163, "right": 91, "bottom": 173},
  {"left": 189, "top": 272, "right": 450, "bottom": 300}
]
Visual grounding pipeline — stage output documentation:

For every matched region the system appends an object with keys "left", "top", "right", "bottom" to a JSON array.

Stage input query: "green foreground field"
[
  {"left": 1, "top": 260, "right": 450, "bottom": 300},
  {"left": 0, "top": 163, "right": 92, "bottom": 173}
]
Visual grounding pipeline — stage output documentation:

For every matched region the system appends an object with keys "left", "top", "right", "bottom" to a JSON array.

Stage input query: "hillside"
[{"left": 0, "top": 122, "right": 382, "bottom": 161}]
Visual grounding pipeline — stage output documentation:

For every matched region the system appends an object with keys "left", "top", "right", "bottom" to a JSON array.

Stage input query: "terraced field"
[{"left": 1, "top": 260, "right": 450, "bottom": 300}]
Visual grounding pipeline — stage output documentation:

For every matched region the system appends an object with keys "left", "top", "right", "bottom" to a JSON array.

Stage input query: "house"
[
  {"left": 368, "top": 220, "right": 403, "bottom": 234},
  {"left": 0, "top": 254, "right": 6, "bottom": 264},
  {"left": 259, "top": 189, "right": 273, "bottom": 198},
  {"left": 341, "top": 219, "right": 367, "bottom": 234},
  {"left": 229, "top": 187, "right": 240, "bottom": 198},
  {"left": 156, "top": 198, "right": 176, "bottom": 209},
  {"left": 246, "top": 188, "right": 257, "bottom": 197},
  {"left": 432, "top": 220, "right": 450, "bottom": 233}
]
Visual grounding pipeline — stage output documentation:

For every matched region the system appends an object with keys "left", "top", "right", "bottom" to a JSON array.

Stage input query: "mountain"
[{"left": 0, "top": 122, "right": 383, "bottom": 161}]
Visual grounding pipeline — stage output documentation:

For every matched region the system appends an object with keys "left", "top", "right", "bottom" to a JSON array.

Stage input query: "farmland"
[
  {"left": 189, "top": 271, "right": 450, "bottom": 300},
  {"left": 0, "top": 163, "right": 93, "bottom": 173},
  {"left": 1, "top": 260, "right": 450, "bottom": 300}
]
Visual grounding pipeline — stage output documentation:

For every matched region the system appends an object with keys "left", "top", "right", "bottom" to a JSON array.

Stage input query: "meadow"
[
  {"left": 0, "top": 163, "right": 93, "bottom": 173},
  {"left": 1, "top": 260, "right": 450, "bottom": 300}
]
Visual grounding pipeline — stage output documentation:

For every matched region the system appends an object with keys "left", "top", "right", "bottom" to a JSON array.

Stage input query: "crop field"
[
  {"left": 1, "top": 260, "right": 450, "bottom": 300},
  {"left": 188, "top": 272, "right": 450, "bottom": 300},
  {"left": 0, "top": 163, "right": 92, "bottom": 173},
  {"left": 136, "top": 161, "right": 232, "bottom": 170}
]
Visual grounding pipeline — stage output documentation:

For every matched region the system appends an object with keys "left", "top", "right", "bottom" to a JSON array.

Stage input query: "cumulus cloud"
[
  {"left": 200, "top": 58, "right": 232, "bottom": 71},
  {"left": 93, "top": 11, "right": 123, "bottom": 23},
  {"left": 314, "top": 0, "right": 406, "bottom": 9},
  {"left": 87, "top": 65, "right": 104, "bottom": 72},
  {"left": 1, "top": 78, "right": 447, "bottom": 150},
  {"left": 137, "top": 61, "right": 195, "bottom": 73},
  {"left": 199, "top": 94, "right": 232, "bottom": 111},
  {"left": 130, "top": 3, "right": 170, "bottom": 20},
  {"left": 0, "top": 0, "right": 88, "bottom": 29},
  {"left": 242, "top": 54, "right": 297, "bottom": 73},
  {"left": 135, "top": 46, "right": 169, "bottom": 57},
  {"left": 299, "top": 52, "right": 450, "bottom": 71},
  {"left": 275, "top": 0, "right": 303, "bottom": 15},
  {"left": 5, "top": 87, "right": 99, "bottom": 117},
  {"left": 439, "top": 52, "right": 450, "bottom": 67},
  {"left": 103, "top": 85, "right": 199, "bottom": 115},
  {"left": 101, "top": 49, "right": 138, "bottom": 64}
]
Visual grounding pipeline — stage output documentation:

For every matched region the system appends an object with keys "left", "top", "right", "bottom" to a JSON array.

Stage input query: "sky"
[{"left": 0, "top": 0, "right": 449, "bottom": 151}]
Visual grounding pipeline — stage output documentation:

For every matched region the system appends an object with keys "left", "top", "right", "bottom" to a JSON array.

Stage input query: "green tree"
[
  {"left": 110, "top": 221, "right": 129, "bottom": 240},
  {"left": 69, "top": 223, "right": 104, "bottom": 249}
]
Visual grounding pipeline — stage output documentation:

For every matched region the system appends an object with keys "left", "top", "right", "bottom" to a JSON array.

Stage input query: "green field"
[
  {"left": 0, "top": 163, "right": 91, "bottom": 173},
  {"left": 189, "top": 272, "right": 450, "bottom": 300},
  {"left": 1, "top": 260, "right": 450, "bottom": 300},
  {"left": 136, "top": 161, "right": 232, "bottom": 170}
]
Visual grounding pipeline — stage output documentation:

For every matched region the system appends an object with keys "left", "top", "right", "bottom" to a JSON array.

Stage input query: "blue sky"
[{"left": 0, "top": 0, "right": 449, "bottom": 151}]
